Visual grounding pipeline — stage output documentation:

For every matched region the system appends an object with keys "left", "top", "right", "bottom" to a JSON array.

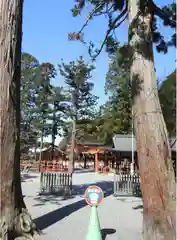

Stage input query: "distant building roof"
[
  {"left": 78, "top": 142, "right": 105, "bottom": 147},
  {"left": 58, "top": 133, "right": 176, "bottom": 154},
  {"left": 58, "top": 137, "right": 68, "bottom": 151},
  {"left": 41, "top": 145, "right": 65, "bottom": 154},
  {"left": 58, "top": 133, "right": 106, "bottom": 152},
  {"left": 113, "top": 134, "right": 136, "bottom": 152},
  {"left": 113, "top": 134, "right": 176, "bottom": 152},
  {"left": 58, "top": 132, "right": 72, "bottom": 152}
]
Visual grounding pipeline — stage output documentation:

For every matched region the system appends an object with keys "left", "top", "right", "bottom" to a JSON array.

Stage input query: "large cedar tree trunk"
[
  {"left": 0, "top": 1, "right": 37, "bottom": 239},
  {"left": 129, "top": 0, "right": 176, "bottom": 239}
]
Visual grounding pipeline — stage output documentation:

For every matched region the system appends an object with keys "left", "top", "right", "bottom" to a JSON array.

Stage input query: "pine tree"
[
  {"left": 59, "top": 56, "right": 98, "bottom": 172},
  {"left": 105, "top": 46, "right": 132, "bottom": 134},
  {"left": 159, "top": 70, "right": 176, "bottom": 137},
  {"left": 35, "top": 63, "right": 56, "bottom": 162},
  {"left": 20, "top": 52, "right": 41, "bottom": 156}
]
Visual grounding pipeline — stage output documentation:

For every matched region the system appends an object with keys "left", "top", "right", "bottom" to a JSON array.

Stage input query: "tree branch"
[
  {"left": 151, "top": 1, "right": 176, "bottom": 27},
  {"left": 91, "top": 10, "right": 128, "bottom": 59},
  {"left": 70, "top": 1, "right": 128, "bottom": 58},
  {"left": 93, "top": 5, "right": 114, "bottom": 16},
  {"left": 78, "top": 2, "right": 105, "bottom": 35},
  {"left": 91, "top": 13, "right": 128, "bottom": 59}
]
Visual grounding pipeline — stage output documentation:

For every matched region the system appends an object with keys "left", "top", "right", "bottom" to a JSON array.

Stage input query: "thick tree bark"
[
  {"left": 128, "top": 1, "right": 176, "bottom": 239},
  {"left": 0, "top": 1, "right": 38, "bottom": 239},
  {"left": 129, "top": 1, "right": 176, "bottom": 239}
]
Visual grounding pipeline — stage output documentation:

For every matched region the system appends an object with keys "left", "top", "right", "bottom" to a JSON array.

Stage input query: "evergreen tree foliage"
[{"left": 59, "top": 56, "right": 98, "bottom": 121}]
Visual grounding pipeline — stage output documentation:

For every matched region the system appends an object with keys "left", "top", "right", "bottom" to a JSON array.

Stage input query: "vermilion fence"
[
  {"left": 39, "top": 160, "right": 68, "bottom": 172},
  {"left": 20, "top": 160, "right": 38, "bottom": 172},
  {"left": 20, "top": 160, "right": 68, "bottom": 172},
  {"left": 20, "top": 160, "right": 113, "bottom": 173}
]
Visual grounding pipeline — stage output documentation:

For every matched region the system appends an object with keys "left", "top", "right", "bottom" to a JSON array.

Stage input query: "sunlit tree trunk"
[
  {"left": 128, "top": 0, "right": 176, "bottom": 239},
  {"left": 68, "top": 119, "right": 76, "bottom": 173},
  {"left": 51, "top": 111, "right": 56, "bottom": 161},
  {"left": 68, "top": 91, "right": 77, "bottom": 173},
  {"left": 0, "top": 0, "right": 37, "bottom": 239}
]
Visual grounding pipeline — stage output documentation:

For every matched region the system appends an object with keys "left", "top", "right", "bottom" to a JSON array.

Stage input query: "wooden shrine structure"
[
  {"left": 37, "top": 135, "right": 176, "bottom": 174},
  {"left": 38, "top": 146, "right": 68, "bottom": 172},
  {"left": 76, "top": 135, "right": 138, "bottom": 174}
]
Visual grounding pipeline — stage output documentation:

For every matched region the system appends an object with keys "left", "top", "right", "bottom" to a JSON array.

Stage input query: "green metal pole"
[{"left": 85, "top": 205, "right": 102, "bottom": 240}]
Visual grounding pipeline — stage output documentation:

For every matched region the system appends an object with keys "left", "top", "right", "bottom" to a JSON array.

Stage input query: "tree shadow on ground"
[
  {"left": 101, "top": 228, "right": 116, "bottom": 240},
  {"left": 33, "top": 180, "right": 113, "bottom": 230},
  {"left": 116, "top": 197, "right": 142, "bottom": 202},
  {"left": 74, "top": 168, "right": 95, "bottom": 174},
  {"left": 133, "top": 204, "right": 143, "bottom": 210},
  {"left": 21, "top": 174, "right": 39, "bottom": 182},
  {"left": 32, "top": 195, "right": 62, "bottom": 206},
  {"left": 72, "top": 180, "right": 113, "bottom": 196},
  {"left": 133, "top": 204, "right": 144, "bottom": 215},
  {"left": 33, "top": 180, "right": 113, "bottom": 205}
]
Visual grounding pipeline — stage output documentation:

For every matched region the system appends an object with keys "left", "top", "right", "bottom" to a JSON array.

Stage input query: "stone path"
[{"left": 22, "top": 172, "right": 143, "bottom": 240}]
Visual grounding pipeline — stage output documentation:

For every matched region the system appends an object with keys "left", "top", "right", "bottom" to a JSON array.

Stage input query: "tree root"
[
  {"left": 0, "top": 208, "right": 42, "bottom": 240},
  {"left": 14, "top": 208, "right": 42, "bottom": 240}
]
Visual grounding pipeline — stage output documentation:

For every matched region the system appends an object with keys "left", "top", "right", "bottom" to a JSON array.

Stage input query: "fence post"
[
  {"left": 50, "top": 173, "right": 53, "bottom": 193},
  {"left": 40, "top": 172, "right": 43, "bottom": 193},
  {"left": 70, "top": 173, "right": 72, "bottom": 195},
  {"left": 113, "top": 173, "right": 116, "bottom": 196},
  {"left": 39, "top": 171, "right": 73, "bottom": 196}
]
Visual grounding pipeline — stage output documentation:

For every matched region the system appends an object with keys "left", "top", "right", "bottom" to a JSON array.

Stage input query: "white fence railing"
[{"left": 114, "top": 173, "right": 141, "bottom": 197}]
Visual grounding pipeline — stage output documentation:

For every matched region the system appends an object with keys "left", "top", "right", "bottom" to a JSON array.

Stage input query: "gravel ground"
[{"left": 22, "top": 172, "right": 143, "bottom": 240}]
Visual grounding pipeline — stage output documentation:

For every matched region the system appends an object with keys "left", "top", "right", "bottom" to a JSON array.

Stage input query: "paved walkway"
[{"left": 22, "top": 172, "right": 143, "bottom": 240}]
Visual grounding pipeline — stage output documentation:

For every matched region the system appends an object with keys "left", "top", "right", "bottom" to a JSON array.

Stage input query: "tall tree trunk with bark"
[
  {"left": 0, "top": 1, "right": 38, "bottom": 239},
  {"left": 128, "top": 1, "right": 176, "bottom": 239},
  {"left": 68, "top": 91, "right": 77, "bottom": 173},
  {"left": 51, "top": 112, "right": 56, "bottom": 161},
  {"left": 68, "top": 119, "right": 76, "bottom": 173}
]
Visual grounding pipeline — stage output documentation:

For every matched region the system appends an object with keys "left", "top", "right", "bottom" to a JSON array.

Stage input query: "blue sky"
[
  {"left": 23, "top": 0, "right": 176, "bottom": 143},
  {"left": 23, "top": 0, "right": 176, "bottom": 104}
]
